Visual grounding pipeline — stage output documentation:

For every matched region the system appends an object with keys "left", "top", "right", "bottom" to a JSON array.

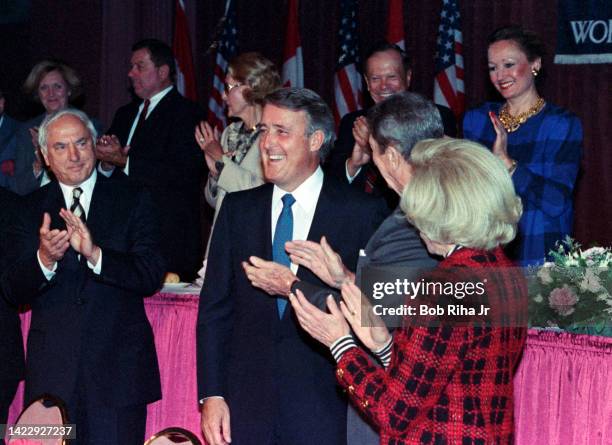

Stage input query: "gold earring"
[{"left": 532, "top": 68, "right": 539, "bottom": 77}]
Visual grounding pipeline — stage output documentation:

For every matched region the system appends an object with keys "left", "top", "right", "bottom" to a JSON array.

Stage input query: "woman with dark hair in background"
[
  {"left": 14, "top": 59, "right": 103, "bottom": 195},
  {"left": 463, "top": 25, "right": 582, "bottom": 266},
  {"left": 195, "top": 52, "right": 281, "bottom": 257}
]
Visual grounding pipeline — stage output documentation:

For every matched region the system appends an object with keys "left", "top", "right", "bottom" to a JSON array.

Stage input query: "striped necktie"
[{"left": 70, "top": 187, "right": 86, "bottom": 222}]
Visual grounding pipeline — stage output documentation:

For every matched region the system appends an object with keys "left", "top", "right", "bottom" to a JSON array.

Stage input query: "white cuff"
[
  {"left": 37, "top": 250, "right": 57, "bottom": 280},
  {"left": 345, "top": 159, "right": 362, "bottom": 184}
]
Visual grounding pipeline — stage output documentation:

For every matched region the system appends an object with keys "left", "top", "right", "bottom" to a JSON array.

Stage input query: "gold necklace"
[{"left": 498, "top": 97, "right": 545, "bottom": 133}]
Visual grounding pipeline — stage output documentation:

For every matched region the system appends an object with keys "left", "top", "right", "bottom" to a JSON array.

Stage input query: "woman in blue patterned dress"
[{"left": 463, "top": 25, "right": 582, "bottom": 266}]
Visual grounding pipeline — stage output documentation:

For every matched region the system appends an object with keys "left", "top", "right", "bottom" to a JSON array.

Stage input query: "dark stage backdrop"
[{"left": 0, "top": 0, "right": 609, "bottom": 247}]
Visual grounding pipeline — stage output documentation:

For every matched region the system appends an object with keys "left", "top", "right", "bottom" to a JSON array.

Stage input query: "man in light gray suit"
[{"left": 286, "top": 92, "right": 444, "bottom": 445}]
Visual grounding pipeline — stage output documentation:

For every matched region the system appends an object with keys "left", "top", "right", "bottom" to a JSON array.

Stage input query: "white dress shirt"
[
  {"left": 271, "top": 166, "right": 324, "bottom": 275},
  {"left": 37, "top": 169, "right": 103, "bottom": 278},
  {"left": 201, "top": 166, "right": 325, "bottom": 404},
  {"left": 99, "top": 85, "right": 174, "bottom": 176}
]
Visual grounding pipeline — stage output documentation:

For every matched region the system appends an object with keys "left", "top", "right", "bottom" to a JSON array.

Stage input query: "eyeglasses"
[{"left": 224, "top": 82, "right": 242, "bottom": 94}]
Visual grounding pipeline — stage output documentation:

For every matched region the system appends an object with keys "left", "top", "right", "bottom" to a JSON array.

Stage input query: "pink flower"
[{"left": 548, "top": 285, "right": 578, "bottom": 316}]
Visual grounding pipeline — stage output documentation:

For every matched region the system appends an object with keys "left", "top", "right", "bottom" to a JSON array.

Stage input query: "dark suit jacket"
[
  {"left": 0, "top": 115, "right": 19, "bottom": 191},
  {"left": 0, "top": 175, "right": 165, "bottom": 408},
  {"left": 107, "top": 87, "right": 205, "bottom": 280},
  {"left": 325, "top": 105, "right": 456, "bottom": 209},
  {"left": 295, "top": 208, "right": 438, "bottom": 314},
  {"left": 0, "top": 186, "right": 25, "bottom": 388},
  {"left": 197, "top": 174, "right": 387, "bottom": 445}
]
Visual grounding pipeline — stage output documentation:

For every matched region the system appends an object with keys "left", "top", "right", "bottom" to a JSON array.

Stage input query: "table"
[
  {"left": 8, "top": 295, "right": 612, "bottom": 444},
  {"left": 8, "top": 292, "right": 205, "bottom": 443}
]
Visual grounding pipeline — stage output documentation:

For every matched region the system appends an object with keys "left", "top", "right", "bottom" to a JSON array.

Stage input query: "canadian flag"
[
  {"left": 173, "top": 0, "right": 197, "bottom": 100},
  {"left": 281, "top": 0, "right": 304, "bottom": 87},
  {"left": 386, "top": 0, "right": 405, "bottom": 50}
]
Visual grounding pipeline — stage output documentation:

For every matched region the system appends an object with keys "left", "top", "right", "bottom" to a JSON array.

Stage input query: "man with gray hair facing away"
[
  {"left": 1, "top": 108, "right": 165, "bottom": 445},
  {"left": 286, "top": 92, "right": 444, "bottom": 445}
]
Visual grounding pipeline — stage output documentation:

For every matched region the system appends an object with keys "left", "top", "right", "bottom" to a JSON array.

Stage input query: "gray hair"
[
  {"left": 368, "top": 92, "right": 444, "bottom": 160},
  {"left": 263, "top": 87, "right": 335, "bottom": 161},
  {"left": 38, "top": 108, "right": 97, "bottom": 155}
]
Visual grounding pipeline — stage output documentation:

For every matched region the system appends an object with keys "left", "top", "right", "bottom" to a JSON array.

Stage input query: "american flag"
[
  {"left": 173, "top": 0, "right": 197, "bottom": 101},
  {"left": 386, "top": 0, "right": 405, "bottom": 50},
  {"left": 281, "top": 0, "right": 304, "bottom": 88},
  {"left": 332, "top": 0, "right": 362, "bottom": 126},
  {"left": 433, "top": 0, "right": 465, "bottom": 118},
  {"left": 207, "top": 0, "right": 238, "bottom": 131}
]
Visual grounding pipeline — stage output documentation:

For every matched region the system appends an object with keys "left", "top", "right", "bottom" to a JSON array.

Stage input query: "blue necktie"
[{"left": 272, "top": 194, "right": 296, "bottom": 318}]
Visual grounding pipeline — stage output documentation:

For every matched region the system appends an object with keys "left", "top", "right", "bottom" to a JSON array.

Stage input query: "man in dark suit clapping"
[
  {"left": 97, "top": 39, "right": 204, "bottom": 281},
  {"left": 1, "top": 109, "right": 165, "bottom": 445}
]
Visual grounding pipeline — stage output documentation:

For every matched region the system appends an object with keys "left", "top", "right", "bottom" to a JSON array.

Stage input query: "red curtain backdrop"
[{"left": 0, "top": 0, "right": 609, "bottom": 247}]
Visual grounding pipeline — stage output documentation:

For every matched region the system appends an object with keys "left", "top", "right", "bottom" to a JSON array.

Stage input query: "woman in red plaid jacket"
[{"left": 289, "top": 138, "right": 527, "bottom": 445}]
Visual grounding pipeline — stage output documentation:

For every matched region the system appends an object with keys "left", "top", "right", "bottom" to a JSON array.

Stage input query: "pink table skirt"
[
  {"left": 8, "top": 292, "right": 205, "bottom": 443},
  {"left": 513, "top": 329, "right": 612, "bottom": 445},
  {"left": 9, "top": 296, "right": 612, "bottom": 444}
]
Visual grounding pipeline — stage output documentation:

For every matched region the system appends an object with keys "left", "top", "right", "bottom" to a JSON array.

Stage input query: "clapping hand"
[
  {"left": 288, "top": 289, "right": 350, "bottom": 347},
  {"left": 59, "top": 208, "right": 100, "bottom": 265},
  {"left": 340, "top": 280, "right": 391, "bottom": 352},
  {"left": 286, "top": 236, "right": 354, "bottom": 289},
  {"left": 38, "top": 212, "right": 71, "bottom": 269},
  {"left": 488, "top": 111, "right": 513, "bottom": 168},
  {"left": 242, "top": 256, "right": 297, "bottom": 297},
  {"left": 96, "top": 134, "right": 128, "bottom": 169},
  {"left": 195, "top": 121, "right": 223, "bottom": 161}
]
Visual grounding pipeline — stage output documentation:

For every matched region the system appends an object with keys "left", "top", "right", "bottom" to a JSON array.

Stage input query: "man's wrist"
[
  {"left": 86, "top": 245, "right": 101, "bottom": 265},
  {"left": 346, "top": 158, "right": 360, "bottom": 178}
]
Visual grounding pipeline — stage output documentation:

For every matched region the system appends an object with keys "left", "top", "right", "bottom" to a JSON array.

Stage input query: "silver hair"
[
  {"left": 38, "top": 108, "right": 97, "bottom": 155},
  {"left": 368, "top": 92, "right": 444, "bottom": 160},
  {"left": 263, "top": 87, "right": 335, "bottom": 161}
]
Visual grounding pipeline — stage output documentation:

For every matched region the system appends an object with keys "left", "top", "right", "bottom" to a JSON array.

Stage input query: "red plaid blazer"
[{"left": 336, "top": 247, "right": 527, "bottom": 445}]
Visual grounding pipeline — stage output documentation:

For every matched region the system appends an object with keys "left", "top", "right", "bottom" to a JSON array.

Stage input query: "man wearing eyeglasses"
[{"left": 96, "top": 38, "right": 205, "bottom": 282}]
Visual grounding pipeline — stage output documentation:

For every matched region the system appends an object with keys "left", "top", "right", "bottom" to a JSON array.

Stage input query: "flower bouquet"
[{"left": 528, "top": 236, "right": 612, "bottom": 331}]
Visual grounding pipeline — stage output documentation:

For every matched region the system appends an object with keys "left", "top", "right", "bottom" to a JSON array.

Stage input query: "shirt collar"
[
  {"left": 58, "top": 168, "right": 97, "bottom": 212},
  {"left": 145, "top": 85, "right": 173, "bottom": 111},
  {"left": 272, "top": 166, "right": 324, "bottom": 215}
]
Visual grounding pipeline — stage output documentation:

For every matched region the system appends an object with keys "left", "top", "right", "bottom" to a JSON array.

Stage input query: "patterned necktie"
[
  {"left": 70, "top": 187, "right": 86, "bottom": 222},
  {"left": 272, "top": 194, "right": 296, "bottom": 318},
  {"left": 364, "top": 164, "right": 378, "bottom": 194}
]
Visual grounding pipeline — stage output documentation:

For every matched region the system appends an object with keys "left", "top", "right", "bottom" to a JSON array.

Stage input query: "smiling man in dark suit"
[
  {"left": 325, "top": 42, "right": 456, "bottom": 210},
  {"left": 1, "top": 109, "right": 165, "bottom": 445},
  {"left": 197, "top": 88, "right": 387, "bottom": 445},
  {"left": 97, "top": 38, "right": 204, "bottom": 281}
]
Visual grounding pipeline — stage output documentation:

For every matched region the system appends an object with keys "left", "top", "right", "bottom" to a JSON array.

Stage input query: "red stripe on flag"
[
  {"left": 436, "top": 72, "right": 458, "bottom": 116},
  {"left": 337, "top": 68, "right": 358, "bottom": 113},
  {"left": 386, "top": 0, "right": 405, "bottom": 46},
  {"left": 173, "top": 0, "right": 197, "bottom": 100}
]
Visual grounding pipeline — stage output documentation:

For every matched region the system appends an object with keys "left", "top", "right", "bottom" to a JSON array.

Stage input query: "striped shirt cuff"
[
  {"left": 330, "top": 335, "right": 357, "bottom": 362},
  {"left": 373, "top": 337, "right": 393, "bottom": 368}
]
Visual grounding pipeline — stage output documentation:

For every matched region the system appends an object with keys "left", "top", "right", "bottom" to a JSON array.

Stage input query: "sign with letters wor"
[{"left": 554, "top": 0, "right": 612, "bottom": 64}]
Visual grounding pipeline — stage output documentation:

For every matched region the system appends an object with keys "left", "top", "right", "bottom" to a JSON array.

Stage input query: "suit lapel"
[
  {"left": 87, "top": 175, "right": 113, "bottom": 243},
  {"left": 130, "top": 88, "right": 176, "bottom": 149},
  {"left": 304, "top": 174, "right": 333, "bottom": 244},
  {"left": 41, "top": 181, "right": 68, "bottom": 231},
  {"left": 259, "top": 184, "right": 274, "bottom": 261}
]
